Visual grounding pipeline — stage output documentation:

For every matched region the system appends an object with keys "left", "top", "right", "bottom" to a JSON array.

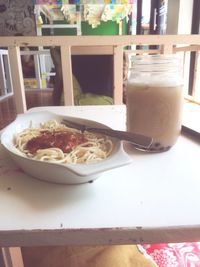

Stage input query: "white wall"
[
  {"left": 178, "top": 0, "right": 193, "bottom": 34},
  {"left": 166, "top": 0, "right": 193, "bottom": 34},
  {"left": 166, "top": 0, "right": 180, "bottom": 34}
]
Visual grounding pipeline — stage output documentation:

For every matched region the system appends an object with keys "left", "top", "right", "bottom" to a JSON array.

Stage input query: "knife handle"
[{"left": 86, "top": 127, "right": 153, "bottom": 148}]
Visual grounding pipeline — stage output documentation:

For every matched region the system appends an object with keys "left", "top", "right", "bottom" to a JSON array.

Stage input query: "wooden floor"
[{"left": 0, "top": 89, "right": 53, "bottom": 130}]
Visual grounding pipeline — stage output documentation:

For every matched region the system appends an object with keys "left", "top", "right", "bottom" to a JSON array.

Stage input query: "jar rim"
[{"left": 128, "top": 54, "right": 183, "bottom": 72}]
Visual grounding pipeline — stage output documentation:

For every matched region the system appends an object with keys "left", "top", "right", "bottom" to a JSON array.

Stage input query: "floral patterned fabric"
[
  {"left": 142, "top": 243, "right": 200, "bottom": 267},
  {"left": 0, "top": 0, "right": 36, "bottom": 36}
]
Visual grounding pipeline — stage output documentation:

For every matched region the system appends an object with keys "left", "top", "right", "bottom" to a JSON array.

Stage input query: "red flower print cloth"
[{"left": 141, "top": 242, "right": 200, "bottom": 267}]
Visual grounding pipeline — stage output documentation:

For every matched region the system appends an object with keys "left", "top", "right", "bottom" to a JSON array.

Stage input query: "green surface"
[
  {"left": 81, "top": 19, "right": 128, "bottom": 35},
  {"left": 42, "top": 18, "right": 128, "bottom": 36}
]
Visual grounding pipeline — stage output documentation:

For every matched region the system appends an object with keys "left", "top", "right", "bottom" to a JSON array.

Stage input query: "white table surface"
[{"left": 0, "top": 105, "right": 200, "bottom": 247}]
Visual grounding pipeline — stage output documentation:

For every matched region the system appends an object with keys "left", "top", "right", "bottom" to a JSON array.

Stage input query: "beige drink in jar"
[{"left": 126, "top": 55, "right": 184, "bottom": 152}]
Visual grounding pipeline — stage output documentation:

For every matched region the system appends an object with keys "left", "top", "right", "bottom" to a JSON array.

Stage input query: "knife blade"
[{"left": 62, "top": 119, "right": 153, "bottom": 149}]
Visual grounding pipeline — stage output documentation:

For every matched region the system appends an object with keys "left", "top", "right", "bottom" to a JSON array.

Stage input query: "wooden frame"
[{"left": 1, "top": 34, "right": 200, "bottom": 113}]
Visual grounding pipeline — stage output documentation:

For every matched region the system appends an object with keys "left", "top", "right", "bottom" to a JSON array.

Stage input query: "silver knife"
[{"left": 62, "top": 119, "right": 153, "bottom": 149}]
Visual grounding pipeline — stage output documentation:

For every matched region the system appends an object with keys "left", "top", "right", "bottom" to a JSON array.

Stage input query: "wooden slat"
[
  {"left": 174, "top": 45, "right": 200, "bottom": 52},
  {"left": 191, "top": 51, "right": 199, "bottom": 99},
  {"left": 1, "top": 35, "right": 200, "bottom": 47},
  {"left": 60, "top": 45, "right": 74, "bottom": 106},
  {"left": 161, "top": 44, "right": 174, "bottom": 54},
  {"left": 7, "top": 47, "right": 27, "bottom": 113},
  {"left": 113, "top": 45, "right": 123, "bottom": 104},
  {"left": 1, "top": 35, "right": 200, "bottom": 108},
  {"left": 2, "top": 247, "right": 24, "bottom": 267}
]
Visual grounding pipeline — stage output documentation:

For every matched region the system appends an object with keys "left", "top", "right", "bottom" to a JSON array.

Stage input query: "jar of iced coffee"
[{"left": 126, "top": 54, "right": 184, "bottom": 152}]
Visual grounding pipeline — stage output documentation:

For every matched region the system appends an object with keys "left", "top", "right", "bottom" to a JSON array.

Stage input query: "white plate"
[{"left": 1, "top": 111, "right": 132, "bottom": 184}]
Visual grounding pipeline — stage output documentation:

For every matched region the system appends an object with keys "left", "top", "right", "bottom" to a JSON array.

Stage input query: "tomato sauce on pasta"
[
  {"left": 13, "top": 120, "right": 113, "bottom": 164},
  {"left": 26, "top": 131, "right": 86, "bottom": 154}
]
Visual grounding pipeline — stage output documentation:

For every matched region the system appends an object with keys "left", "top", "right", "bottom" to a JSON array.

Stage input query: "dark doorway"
[{"left": 72, "top": 55, "right": 113, "bottom": 97}]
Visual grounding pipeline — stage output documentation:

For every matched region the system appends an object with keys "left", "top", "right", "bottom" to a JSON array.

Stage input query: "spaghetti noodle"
[{"left": 13, "top": 120, "right": 113, "bottom": 164}]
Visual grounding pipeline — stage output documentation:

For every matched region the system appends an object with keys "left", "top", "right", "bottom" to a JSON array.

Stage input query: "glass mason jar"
[{"left": 126, "top": 54, "right": 184, "bottom": 152}]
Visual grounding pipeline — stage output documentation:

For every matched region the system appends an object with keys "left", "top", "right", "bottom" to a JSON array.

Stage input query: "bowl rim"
[{"left": 0, "top": 111, "right": 132, "bottom": 177}]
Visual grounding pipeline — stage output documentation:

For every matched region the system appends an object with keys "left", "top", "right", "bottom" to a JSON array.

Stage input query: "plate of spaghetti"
[{"left": 1, "top": 111, "right": 132, "bottom": 184}]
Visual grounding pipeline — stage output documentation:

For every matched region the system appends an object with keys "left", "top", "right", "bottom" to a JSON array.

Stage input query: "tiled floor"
[{"left": 0, "top": 89, "right": 53, "bottom": 130}]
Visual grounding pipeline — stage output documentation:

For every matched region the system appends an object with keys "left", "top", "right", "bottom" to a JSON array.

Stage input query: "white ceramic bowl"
[{"left": 1, "top": 111, "right": 132, "bottom": 184}]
